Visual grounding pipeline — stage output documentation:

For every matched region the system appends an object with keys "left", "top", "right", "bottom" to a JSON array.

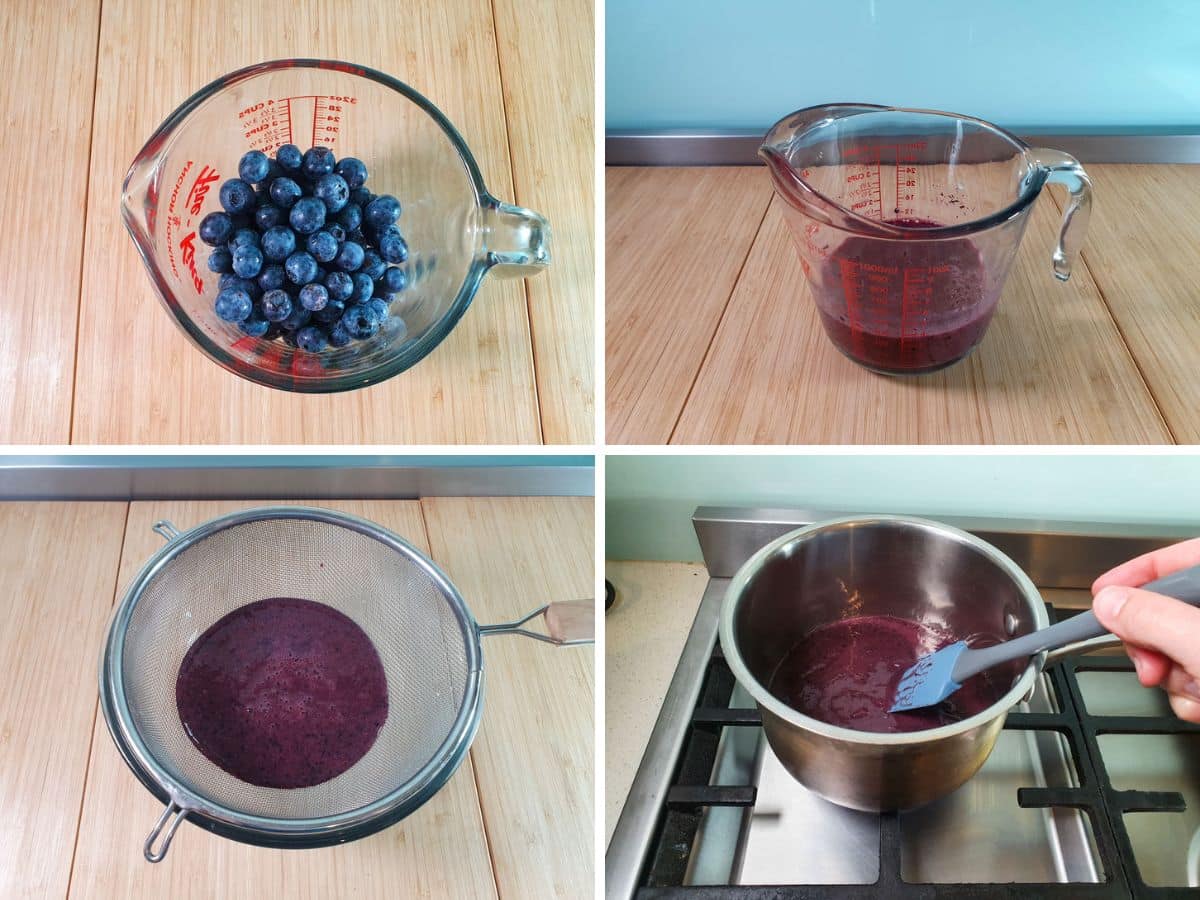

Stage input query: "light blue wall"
[
  {"left": 606, "top": 454, "right": 1200, "bottom": 562},
  {"left": 606, "top": 1, "right": 1200, "bottom": 131}
]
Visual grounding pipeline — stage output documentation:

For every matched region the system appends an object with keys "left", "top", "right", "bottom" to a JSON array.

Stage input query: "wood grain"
[
  {"left": 492, "top": 0, "right": 596, "bottom": 443},
  {"left": 1059, "top": 164, "right": 1200, "bottom": 442},
  {"left": 669, "top": 190, "right": 1170, "bottom": 444},
  {"left": 606, "top": 166, "right": 774, "bottom": 444},
  {"left": 70, "top": 0, "right": 542, "bottom": 444},
  {"left": 0, "top": 502, "right": 127, "bottom": 900},
  {"left": 69, "top": 500, "right": 499, "bottom": 900},
  {"left": 422, "top": 497, "right": 594, "bottom": 899},
  {"left": 0, "top": 1, "right": 101, "bottom": 443}
]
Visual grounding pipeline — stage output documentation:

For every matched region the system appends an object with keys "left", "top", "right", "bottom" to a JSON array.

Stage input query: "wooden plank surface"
[
  {"left": 1062, "top": 165, "right": 1200, "bottom": 443},
  {"left": 69, "top": 500, "right": 499, "bottom": 900},
  {"left": 492, "top": 0, "right": 596, "bottom": 443},
  {"left": 0, "top": 1, "right": 101, "bottom": 443},
  {"left": 70, "top": 0, "right": 542, "bottom": 444},
  {"left": 663, "top": 186, "right": 1171, "bottom": 443},
  {"left": 606, "top": 167, "right": 774, "bottom": 444},
  {"left": 0, "top": 502, "right": 128, "bottom": 900},
  {"left": 422, "top": 497, "right": 594, "bottom": 899}
]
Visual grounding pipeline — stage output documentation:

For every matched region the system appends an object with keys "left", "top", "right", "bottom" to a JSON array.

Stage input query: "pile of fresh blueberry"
[{"left": 198, "top": 145, "right": 410, "bottom": 352}]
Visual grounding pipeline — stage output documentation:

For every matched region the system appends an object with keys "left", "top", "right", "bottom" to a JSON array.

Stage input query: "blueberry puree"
[
  {"left": 175, "top": 597, "right": 388, "bottom": 788},
  {"left": 767, "top": 614, "right": 1007, "bottom": 733},
  {"left": 815, "top": 217, "right": 994, "bottom": 374}
]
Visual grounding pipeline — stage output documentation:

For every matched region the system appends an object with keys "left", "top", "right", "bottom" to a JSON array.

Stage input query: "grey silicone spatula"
[{"left": 890, "top": 562, "right": 1200, "bottom": 713}]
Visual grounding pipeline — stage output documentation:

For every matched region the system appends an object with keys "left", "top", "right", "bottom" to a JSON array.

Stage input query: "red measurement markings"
[{"left": 875, "top": 146, "right": 884, "bottom": 220}]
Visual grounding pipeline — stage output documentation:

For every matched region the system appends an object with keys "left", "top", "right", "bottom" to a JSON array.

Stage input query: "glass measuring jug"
[
  {"left": 761, "top": 104, "right": 1091, "bottom": 375},
  {"left": 121, "top": 59, "right": 549, "bottom": 392}
]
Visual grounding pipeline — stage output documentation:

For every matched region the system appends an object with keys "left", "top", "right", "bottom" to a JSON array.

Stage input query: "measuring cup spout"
[
  {"left": 759, "top": 103, "right": 893, "bottom": 232},
  {"left": 120, "top": 152, "right": 158, "bottom": 259}
]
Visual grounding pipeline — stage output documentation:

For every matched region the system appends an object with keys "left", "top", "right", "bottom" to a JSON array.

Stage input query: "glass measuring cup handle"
[
  {"left": 1028, "top": 148, "right": 1093, "bottom": 282},
  {"left": 481, "top": 196, "right": 551, "bottom": 277}
]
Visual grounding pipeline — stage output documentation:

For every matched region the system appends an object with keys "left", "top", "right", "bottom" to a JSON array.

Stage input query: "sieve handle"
[
  {"left": 479, "top": 601, "right": 594, "bottom": 646},
  {"left": 144, "top": 801, "right": 188, "bottom": 862}
]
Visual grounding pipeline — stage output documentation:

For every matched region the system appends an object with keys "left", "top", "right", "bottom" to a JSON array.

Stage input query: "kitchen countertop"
[
  {"left": 604, "top": 560, "right": 707, "bottom": 844},
  {"left": 0, "top": 497, "right": 593, "bottom": 900},
  {"left": 606, "top": 164, "right": 1199, "bottom": 444},
  {"left": 0, "top": 0, "right": 593, "bottom": 445}
]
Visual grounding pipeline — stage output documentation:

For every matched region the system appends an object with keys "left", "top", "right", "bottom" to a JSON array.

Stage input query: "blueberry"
[
  {"left": 349, "top": 187, "right": 373, "bottom": 207},
  {"left": 238, "top": 314, "right": 270, "bottom": 337},
  {"left": 313, "top": 173, "right": 349, "bottom": 213},
  {"left": 325, "top": 270, "right": 354, "bottom": 301},
  {"left": 327, "top": 223, "right": 347, "bottom": 243},
  {"left": 238, "top": 150, "right": 271, "bottom": 184},
  {"left": 206, "top": 247, "right": 233, "bottom": 274},
  {"left": 336, "top": 203, "right": 362, "bottom": 231},
  {"left": 225, "top": 275, "right": 260, "bottom": 298},
  {"left": 302, "top": 146, "right": 336, "bottom": 179},
  {"left": 269, "top": 177, "right": 303, "bottom": 209},
  {"left": 281, "top": 330, "right": 300, "bottom": 348},
  {"left": 218, "top": 178, "right": 255, "bottom": 215},
  {"left": 218, "top": 272, "right": 240, "bottom": 291},
  {"left": 295, "top": 325, "right": 329, "bottom": 352},
  {"left": 306, "top": 230, "right": 339, "bottom": 263},
  {"left": 334, "top": 240, "right": 364, "bottom": 272},
  {"left": 351, "top": 272, "right": 374, "bottom": 303},
  {"left": 347, "top": 228, "right": 366, "bottom": 245},
  {"left": 255, "top": 204, "right": 283, "bottom": 230},
  {"left": 257, "top": 264, "right": 286, "bottom": 292},
  {"left": 364, "top": 195, "right": 401, "bottom": 230},
  {"left": 260, "top": 289, "right": 293, "bottom": 322},
  {"left": 261, "top": 225, "right": 297, "bottom": 262},
  {"left": 378, "top": 228, "right": 408, "bottom": 264},
  {"left": 214, "top": 288, "right": 253, "bottom": 322},
  {"left": 198, "top": 211, "right": 234, "bottom": 246},
  {"left": 227, "top": 227, "right": 260, "bottom": 249},
  {"left": 285, "top": 251, "right": 319, "bottom": 285},
  {"left": 276, "top": 144, "right": 303, "bottom": 171},
  {"left": 360, "top": 250, "right": 385, "bottom": 281},
  {"left": 366, "top": 297, "right": 389, "bottom": 322},
  {"left": 382, "top": 265, "right": 408, "bottom": 293},
  {"left": 280, "top": 304, "right": 311, "bottom": 331},
  {"left": 313, "top": 297, "right": 346, "bottom": 324},
  {"left": 231, "top": 244, "right": 263, "bottom": 278},
  {"left": 328, "top": 321, "right": 354, "bottom": 347},
  {"left": 341, "top": 303, "right": 380, "bottom": 340},
  {"left": 289, "top": 196, "right": 326, "bottom": 235},
  {"left": 334, "top": 157, "right": 368, "bottom": 189},
  {"left": 314, "top": 266, "right": 329, "bottom": 283},
  {"left": 298, "top": 282, "right": 329, "bottom": 311}
]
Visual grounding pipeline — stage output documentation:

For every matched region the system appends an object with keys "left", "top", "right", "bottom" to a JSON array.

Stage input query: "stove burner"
[{"left": 632, "top": 606, "right": 1199, "bottom": 899}]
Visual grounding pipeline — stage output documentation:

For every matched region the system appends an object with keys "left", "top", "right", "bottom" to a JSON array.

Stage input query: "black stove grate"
[{"left": 634, "top": 606, "right": 1200, "bottom": 899}]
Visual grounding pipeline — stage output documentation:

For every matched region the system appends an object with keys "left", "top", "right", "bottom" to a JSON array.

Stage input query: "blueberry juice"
[
  {"left": 766, "top": 614, "right": 1008, "bottom": 734},
  {"left": 814, "top": 218, "right": 997, "bottom": 374},
  {"left": 175, "top": 597, "right": 389, "bottom": 789}
]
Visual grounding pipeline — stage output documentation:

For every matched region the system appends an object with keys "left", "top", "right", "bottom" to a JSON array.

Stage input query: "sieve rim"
[{"left": 100, "top": 505, "right": 484, "bottom": 845}]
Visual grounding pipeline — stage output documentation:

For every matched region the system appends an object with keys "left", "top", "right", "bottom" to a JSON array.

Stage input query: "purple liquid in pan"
[
  {"left": 175, "top": 597, "right": 389, "bottom": 788},
  {"left": 767, "top": 614, "right": 1007, "bottom": 734}
]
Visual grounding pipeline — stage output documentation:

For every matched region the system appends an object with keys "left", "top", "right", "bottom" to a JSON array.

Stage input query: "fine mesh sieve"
[{"left": 99, "top": 507, "right": 592, "bottom": 862}]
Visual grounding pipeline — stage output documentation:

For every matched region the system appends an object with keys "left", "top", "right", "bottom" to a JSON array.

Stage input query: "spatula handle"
[{"left": 953, "top": 562, "right": 1200, "bottom": 682}]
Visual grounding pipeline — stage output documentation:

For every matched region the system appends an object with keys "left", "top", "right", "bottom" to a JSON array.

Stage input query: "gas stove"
[{"left": 606, "top": 508, "right": 1200, "bottom": 899}]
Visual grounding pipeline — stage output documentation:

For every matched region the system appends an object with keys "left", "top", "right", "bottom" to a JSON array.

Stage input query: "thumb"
[{"left": 1093, "top": 585, "right": 1200, "bottom": 675}]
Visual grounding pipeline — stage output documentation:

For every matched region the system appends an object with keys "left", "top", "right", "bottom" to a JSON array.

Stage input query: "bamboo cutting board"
[
  {"left": 68, "top": 500, "right": 499, "bottom": 900},
  {"left": 493, "top": 0, "right": 597, "bottom": 444},
  {"left": 1059, "top": 164, "right": 1200, "bottom": 443},
  {"left": 606, "top": 166, "right": 775, "bottom": 444},
  {"left": 0, "top": 1, "right": 102, "bottom": 443},
  {"left": 607, "top": 165, "right": 1180, "bottom": 444},
  {"left": 0, "top": 503, "right": 127, "bottom": 900},
  {"left": 62, "top": 0, "right": 596, "bottom": 445},
  {"left": 422, "top": 497, "right": 595, "bottom": 900}
]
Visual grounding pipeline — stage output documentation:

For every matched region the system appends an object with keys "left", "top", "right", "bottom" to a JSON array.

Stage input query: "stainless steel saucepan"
[{"left": 719, "top": 515, "right": 1111, "bottom": 811}]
